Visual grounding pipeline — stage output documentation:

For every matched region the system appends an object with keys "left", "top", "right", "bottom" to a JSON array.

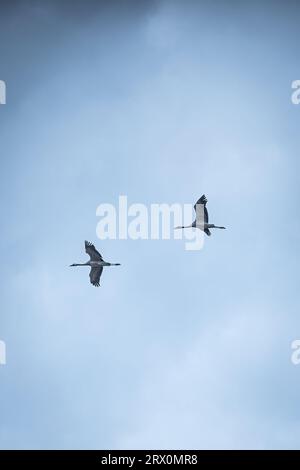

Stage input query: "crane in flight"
[
  {"left": 175, "top": 194, "right": 226, "bottom": 236},
  {"left": 70, "top": 241, "right": 120, "bottom": 287}
]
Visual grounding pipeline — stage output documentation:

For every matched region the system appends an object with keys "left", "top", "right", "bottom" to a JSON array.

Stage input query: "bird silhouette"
[
  {"left": 70, "top": 241, "right": 120, "bottom": 287},
  {"left": 175, "top": 195, "right": 226, "bottom": 236}
]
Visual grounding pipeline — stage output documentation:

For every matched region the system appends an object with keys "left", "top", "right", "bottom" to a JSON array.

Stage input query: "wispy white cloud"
[{"left": 118, "top": 305, "right": 299, "bottom": 450}]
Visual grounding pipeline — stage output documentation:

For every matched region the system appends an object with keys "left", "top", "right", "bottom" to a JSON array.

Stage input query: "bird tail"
[{"left": 204, "top": 228, "right": 211, "bottom": 236}]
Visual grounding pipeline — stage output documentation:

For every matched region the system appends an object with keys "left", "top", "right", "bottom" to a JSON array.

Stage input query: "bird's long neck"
[
  {"left": 71, "top": 263, "right": 88, "bottom": 266},
  {"left": 174, "top": 224, "right": 193, "bottom": 229}
]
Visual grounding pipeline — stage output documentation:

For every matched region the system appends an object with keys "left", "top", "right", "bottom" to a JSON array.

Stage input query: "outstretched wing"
[
  {"left": 194, "top": 194, "right": 209, "bottom": 224},
  {"left": 85, "top": 241, "right": 103, "bottom": 261},
  {"left": 89, "top": 266, "right": 103, "bottom": 287}
]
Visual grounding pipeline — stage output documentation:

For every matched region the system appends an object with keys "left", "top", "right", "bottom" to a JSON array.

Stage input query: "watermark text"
[
  {"left": 96, "top": 196, "right": 205, "bottom": 251},
  {"left": 291, "top": 339, "right": 300, "bottom": 365},
  {"left": 291, "top": 80, "right": 300, "bottom": 105},
  {"left": 0, "top": 80, "right": 6, "bottom": 105},
  {"left": 0, "top": 340, "right": 6, "bottom": 365}
]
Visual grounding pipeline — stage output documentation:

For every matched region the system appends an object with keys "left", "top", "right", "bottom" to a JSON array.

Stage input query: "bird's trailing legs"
[{"left": 209, "top": 224, "right": 226, "bottom": 230}]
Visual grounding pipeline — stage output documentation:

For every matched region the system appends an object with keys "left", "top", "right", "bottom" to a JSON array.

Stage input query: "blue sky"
[{"left": 0, "top": 0, "right": 300, "bottom": 449}]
